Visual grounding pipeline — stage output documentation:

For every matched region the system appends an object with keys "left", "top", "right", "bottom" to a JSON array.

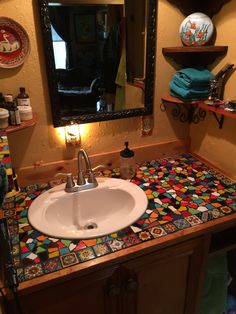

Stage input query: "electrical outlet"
[{"left": 141, "top": 115, "right": 154, "bottom": 136}]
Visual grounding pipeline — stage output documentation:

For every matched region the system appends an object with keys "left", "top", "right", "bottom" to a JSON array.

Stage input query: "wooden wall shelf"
[
  {"left": 166, "top": 0, "right": 230, "bottom": 18},
  {"left": 198, "top": 102, "right": 236, "bottom": 129},
  {"left": 198, "top": 102, "right": 236, "bottom": 120},
  {"left": 161, "top": 95, "right": 206, "bottom": 124},
  {"left": 161, "top": 96, "right": 236, "bottom": 129},
  {"left": 162, "top": 46, "right": 228, "bottom": 66},
  {"left": 6, "top": 113, "right": 38, "bottom": 133},
  {"left": 161, "top": 95, "right": 198, "bottom": 105}
]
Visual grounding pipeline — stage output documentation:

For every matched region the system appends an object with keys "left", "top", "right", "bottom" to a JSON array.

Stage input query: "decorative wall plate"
[
  {"left": 179, "top": 12, "right": 214, "bottom": 46},
  {"left": 0, "top": 17, "right": 30, "bottom": 68}
]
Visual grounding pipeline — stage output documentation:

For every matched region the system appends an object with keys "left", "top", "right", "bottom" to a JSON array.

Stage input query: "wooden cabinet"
[
  {"left": 8, "top": 236, "right": 208, "bottom": 314},
  {"left": 121, "top": 237, "right": 207, "bottom": 314},
  {"left": 13, "top": 265, "right": 120, "bottom": 314}
]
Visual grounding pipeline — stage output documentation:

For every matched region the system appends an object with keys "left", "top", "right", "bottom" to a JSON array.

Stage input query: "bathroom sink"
[{"left": 28, "top": 177, "right": 148, "bottom": 239}]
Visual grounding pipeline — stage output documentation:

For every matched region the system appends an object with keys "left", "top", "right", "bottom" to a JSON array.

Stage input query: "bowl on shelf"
[{"left": 179, "top": 12, "right": 214, "bottom": 46}]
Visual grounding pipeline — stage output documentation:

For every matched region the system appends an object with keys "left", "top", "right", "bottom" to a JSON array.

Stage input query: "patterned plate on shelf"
[{"left": 0, "top": 17, "right": 30, "bottom": 68}]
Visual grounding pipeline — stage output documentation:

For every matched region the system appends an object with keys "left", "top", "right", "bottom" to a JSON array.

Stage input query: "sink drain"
[{"left": 84, "top": 222, "right": 98, "bottom": 230}]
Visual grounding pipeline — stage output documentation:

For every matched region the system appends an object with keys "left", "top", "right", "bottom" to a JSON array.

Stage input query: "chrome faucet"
[
  {"left": 77, "top": 149, "right": 98, "bottom": 188},
  {"left": 55, "top": 149, "right": 98, "bottom": 193}
]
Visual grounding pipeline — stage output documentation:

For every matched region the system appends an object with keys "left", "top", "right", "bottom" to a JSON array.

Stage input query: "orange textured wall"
[
  {"left": 2, "top": 0, "right": 235, "bottom": 178},
  {"left": 1, "top": 0, "right": 189, "bottom": 172},
  {"left": 190, "top": 1, "right": 236, "bottom": 178}
]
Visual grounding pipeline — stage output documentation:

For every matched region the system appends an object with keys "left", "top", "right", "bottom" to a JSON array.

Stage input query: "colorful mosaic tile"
[
  {"left": 93, "top": 243, "right": 110, "bottom": 257},
  {"left": 123, "top": 233, "right": 142, "bottom": 247},
  {"left": 162, "top": 223, "right": 178, "bottom": 234},
  {"left": 148, "top": 226, "right": 167, "bottom": 238},
  {"left": 107, "top": 238, "right": 126, "bottom": 252},
  {"left": 24, "top": 263, "right": 44, "bottom": 281},
  {"left": 1, "top": 153, "right": 236, "bottom": 283},
  {"left": 138, "top": 230, "right": 153, "bottom": 241},
  {"left": 173, "top": 218, "right": 192, "bottom": 230},
  {"left": 60, "top": 253, "right": 79, "bottom": 267},
  {"left": 185, "top": 215, "right": 203, "bottom": 226},
  {"left": 76, "top": 247, "right": 95, "bottom": 262},
  {"left": 43, "top": 258, "right": 62, "bottom": 274}
]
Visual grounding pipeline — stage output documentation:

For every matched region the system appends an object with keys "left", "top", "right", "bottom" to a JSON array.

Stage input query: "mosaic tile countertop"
[{"left": 1, "top": 153, "right": 236, "bottom": 283}]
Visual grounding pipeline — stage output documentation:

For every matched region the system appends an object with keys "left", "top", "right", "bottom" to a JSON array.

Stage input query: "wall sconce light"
[{"left": 64, "top": 123, "right": 81, "bottom": 146}]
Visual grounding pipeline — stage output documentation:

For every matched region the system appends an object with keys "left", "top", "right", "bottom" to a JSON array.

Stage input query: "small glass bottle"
[
  {"left": 96, "top": 88, "right": 107, "bottom": 112},
  {"left": 0, "top": 93, "right": 6, "bottom": 109},
  {"left": 120, "top": 142, "right": 136, "bottom": 179},
  {"left": 16, "top": 87, "right": 30, "bottom": 106},
  {"left": 208, "top": 79, "right": 219, "bottom": 102},
  {"left": 4, "top": 94, "right": 14, "bottom": 112},
  {"left": 96, "top": 96, "right": 107, "bottom": 112},
  {"left": 5, "top": 95, "right": 21, "bottom": 126}
]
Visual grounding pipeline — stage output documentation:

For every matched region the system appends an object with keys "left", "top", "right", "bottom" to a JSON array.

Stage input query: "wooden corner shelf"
[
  {"left": 161, "top": 95, "right": 199, "bottom": 105},
  {"left": 161, "top": 95, "right": 205, "bottom": 124},
  {"left": 166, "top": 0, "right": 230, "bottom": 18},
  {"left": 6, "top": 113, "right": 38, "bottom": 134},
  {"left": 161, "top": 95, "right": 236, "bottom": 129},
  {"left": 162, "top": 46, "right": 228, "bottom": 66},
  {"left": 198, "top": 101, "right": 236, "bottom": 129},
  {"left": 198, "top": 102, "right": 236, "bottom": 119}
]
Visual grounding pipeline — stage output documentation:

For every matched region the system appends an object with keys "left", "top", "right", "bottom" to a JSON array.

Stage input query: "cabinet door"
[
  {"left": 17, "top": 265, "right": 121, "bottom": 314},
  {"left": 121, "top": 237, "right": 208, "bottom": 314}
]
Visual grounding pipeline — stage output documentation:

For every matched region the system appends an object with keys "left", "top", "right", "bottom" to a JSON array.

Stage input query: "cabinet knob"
[
  {"left": 126, "top": 278, "right": 138, "bottom": 291},
  {"left": 107, "top": 284, "right": 121, "bottom": 297}
]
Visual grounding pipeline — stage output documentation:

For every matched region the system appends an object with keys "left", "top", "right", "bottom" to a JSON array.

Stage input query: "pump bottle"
[{"left": 120, "top": 142, "right": 136, "bottom": 179}]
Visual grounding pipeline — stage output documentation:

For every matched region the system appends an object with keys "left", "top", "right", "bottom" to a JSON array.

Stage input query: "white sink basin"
[{"left": 28, "top": 177, "right": 148, "bottom": 239}]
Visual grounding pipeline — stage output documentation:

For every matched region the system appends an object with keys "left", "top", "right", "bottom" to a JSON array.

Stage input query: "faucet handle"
[
  {"left": 87, "top": 170, "right": 98, "bottom": 187},
  {"left": 91, "top": 164, "right": 108, "bottom": 172},
  {"left": 55, "top": 172, "right": 76, "bottom": 192},
  {"left": 91, "top": 164, "right": 112, "bottom": 177}
]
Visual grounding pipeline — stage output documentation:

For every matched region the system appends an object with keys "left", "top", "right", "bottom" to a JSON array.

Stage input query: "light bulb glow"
[{"left": 64, "top": 124, "right": 81, "bottom": 146}]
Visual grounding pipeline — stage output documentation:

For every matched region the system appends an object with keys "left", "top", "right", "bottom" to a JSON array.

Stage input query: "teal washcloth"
[
  {"left": 169, "top": 80, "right": 209, "bottom": 101},
  {"left": 0, "top": 164, "right": 8, "bottom": 207},
  {"left": 175, "top": 67, "right": 213, "bottom": 87},
  {"left": 199, "top": 254, "right": 228, "bottom": 314}
]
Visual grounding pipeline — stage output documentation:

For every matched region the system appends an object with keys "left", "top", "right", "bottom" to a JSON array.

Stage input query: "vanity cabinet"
[
  {"left": 17, "top": 265, "right": 121, "bottom": 314},
  {"left": 8, "top": 236, "right": 208, "bottom": 314},
  {"left": 121, "top": 236, "right": 206, "bottom": 314}
]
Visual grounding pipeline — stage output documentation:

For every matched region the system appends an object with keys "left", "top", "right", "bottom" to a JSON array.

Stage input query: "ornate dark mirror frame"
[{"left": 37, "top": 0, "right": 157, "bottom": 127}]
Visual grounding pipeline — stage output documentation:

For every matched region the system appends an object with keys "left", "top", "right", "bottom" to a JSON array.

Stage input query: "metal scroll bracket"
[
  {"left": 160, "top": 99, "right": 206, "bottom": 124},
  {"left": 212, "top": 112, "right": 225, "bottom": 129}
]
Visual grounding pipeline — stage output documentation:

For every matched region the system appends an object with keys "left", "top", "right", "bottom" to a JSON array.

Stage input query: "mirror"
[{"left": 38, "top": 0, "right": 157, "bottom": 127}]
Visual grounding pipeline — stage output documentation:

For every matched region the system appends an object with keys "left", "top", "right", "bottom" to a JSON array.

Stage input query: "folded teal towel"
[
  {"left": 169, "top": 81, "right": 209, "bottom": 101},
  {"left": 171, "top": 77, "right": 210, "bottom": 93},
  {"left": 173, "top": 75, "right": 210, "bottom": 90},
  {"left": 174, "top": 67, "right": 213, "bottom": 88}
]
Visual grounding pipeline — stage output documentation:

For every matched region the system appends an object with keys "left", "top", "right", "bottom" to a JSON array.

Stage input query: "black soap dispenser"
[{"left": 120, "top": 142, "right": 135, "bottom": 179}]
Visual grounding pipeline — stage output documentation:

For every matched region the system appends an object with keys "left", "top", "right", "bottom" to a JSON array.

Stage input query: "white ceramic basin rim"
[{"left": 28, "top": 177, "right": 148, "bottom": 239}]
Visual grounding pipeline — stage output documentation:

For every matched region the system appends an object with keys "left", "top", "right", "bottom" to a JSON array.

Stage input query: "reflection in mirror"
[{"left": 38, "top": 0, "right": 157, "bottom": 126}]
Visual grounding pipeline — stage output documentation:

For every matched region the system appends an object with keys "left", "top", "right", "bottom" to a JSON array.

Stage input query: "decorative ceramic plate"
[
  {"left": 0, "top": 17, "right": 30, "bottom": 68},
  {"left": 179, "top": 12, "right": 214, "bottom": 46}
]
